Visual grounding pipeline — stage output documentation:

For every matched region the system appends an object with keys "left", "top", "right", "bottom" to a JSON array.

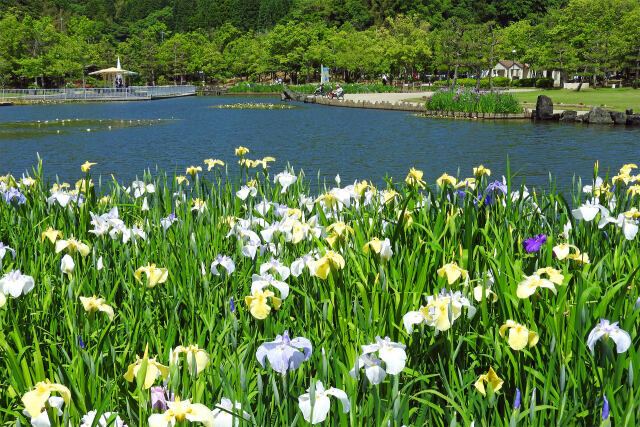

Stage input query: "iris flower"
[
  {"left": 236, "top": 185, "right": 257, "bottom": 200},
  {"left": 160, "top": 213, "right": 181, "bottom": 231},
  {"left": 403, "top": 290, "right": 475, "bottom": 333},
  {"left": 350, "top": 337, "right": 406, "bottom": 384},
  {"left": 298, "top": 381, "right": 350, "bottom": 424},
  {"left": 291, "top": 253, "right": 319, "bottom": 277},
  {"left": 313, "top": 251, "right": 345, "bottom": 280},
  {"left": 191, "top": 198, "right": 207, "bottom": 213},
  {"left": 437, "top": 262, "right": 468, "bottom": 285},
  {"left": 255, "top": 330, "right": 312, "bottom": 375},
  {"left": 251, "top": 273, "right": 289, "bottom": 300},
  {"left": 123, "top": 344, "right": 170, "bottom": 389},
  {"left": 516, "top": 274, "right": 558, "bottom": 299},
  {"left": 61, "top": 254, "right": 75, "bottom": 277},
  {"left": 22, "top": 380, "right": 71, "bottom": 418},
  {"left": 274, "top": 171, "right": 298, "bottom": 193},
  {"left": 127, "top": 180, "right": 155, "bottom": 198},
  {"left": 203, "top": 158, "right": 224, "bottom": 170},
  {"left": 24, "top": 396, "right": 65, "bottom": 426},
  {"left": 148, "top": 398, "right": 214, "bottom": 427},
  {"left": 134, "top": 264, "right": 169, "bottom": 288},
  {"left": 473, "top": 165, "right": 491, "bottom": 177},
  {"left": 436, "top": 173, "right": 457, "bottom": 187},
  {"left": 41, "top": 227, "right": 62, "bottom": 244},
  {"left": 81, "top": 161, "right": 97, "bottom": 172},
  {"left": 587, "top": 319, "right": 631, "bottom": 353},
  {"left": 0, "top": 242, "right": 16, "bottom": 260},
  {"left": 0, "top": 270, "right": 35, "bottom": 298},
  {"left": 79, "top": 296, "right": 115, "bottom": 321},
  {"left": 151, "top": 386, "right": 175, "bottom": 411},
  {"left": 405, "top": 168, "right": 426, "bottom": 188},
  {"left": 499, "top": 320, "right": 539, "bottom": 350},
  {"left": 326, "top": 221, "right": 354, "bottom": 247},
  {"left": 259, "top": 258, "right": 290, "bottom": 280},
  {"left": 552, "top": 243, "right": 578, "bottom": 260},
  {"left": 210, "top": 255, "right": 235, "bottom": 275},
  {"left": 235, "top": 146, "right": 249, "bottom": 156},
  {"left": 472, "top": 285, "right": 498, "bottom": 303},
  {"left": 211, "top": 398, "right": 250, "bottom": 427},
  {"left": 599, "top": 209, "right": 640, "bottom": 240},
  {"left": 474, "top": 367, "right": 503, "bottom": 396},
  {"left": 522, "top": 234, "right": 546, "bottom": 253},
  {"left": 534, "top": 267, "right": 564, "bottom": 285},
  {"left": 572, "top": 199, "right": 609, "bottom": 222},
  {"left": 185, "top": 166, "right": 202, "bottom": 176},
  {"left": 55, "top": 237, "right": 90, "bottom": 257},
  {"left": 245, "top": 289, "right": 281, "bottom": 319},
  {"left": 363, "top": 238, "right": 393, "bottom": 261},
  {"left": 170, "top": 345, "right": 210, "bottom": 375}
]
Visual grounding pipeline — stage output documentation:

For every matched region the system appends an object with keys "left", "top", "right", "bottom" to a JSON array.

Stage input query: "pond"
[{"left": 1, "top": 96, "right": 638, "bottom": 190}]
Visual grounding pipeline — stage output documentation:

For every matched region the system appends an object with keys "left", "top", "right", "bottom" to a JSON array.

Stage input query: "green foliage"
[
  {"left": 535, "top": 77, "right": 555, "bottom": 89},
  {"left": 426, "top": 87, "right": 522, "bottom": 113},
  {"left": 1, "top": 157, "right": 639, "bottom": 425},
  {"left": 432, "top": 77, "right": 511, "bottom": 89},
  {"left": 512, "top": 77, "right": 536, "bottom": 87}
]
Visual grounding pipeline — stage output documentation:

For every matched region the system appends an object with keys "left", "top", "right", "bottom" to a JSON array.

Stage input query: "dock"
[
  {"left": 0, "top": 101, "right": 13, "bottom": 106},
  {"left": 0, "top": 86, "right": 195, "bottom": 103}
]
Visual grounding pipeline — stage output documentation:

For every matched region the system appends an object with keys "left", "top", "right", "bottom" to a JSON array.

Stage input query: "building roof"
[{"left": 497, "top": 60, "right": 527, "bottom": 69}]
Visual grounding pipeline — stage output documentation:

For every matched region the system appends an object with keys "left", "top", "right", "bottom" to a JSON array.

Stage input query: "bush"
[
  {"left": 536, "top": 78, "right": 555, "bottom": 89},
  {"left": 432, "top": 77, "right": 511, "bottom": 89},
  {"left": 425, "top": 87, "right": 522, "bottom": 113},
  {"left": 491, "top": 76, "right": 511, "bottom": 88},
  {"left": 512, "top": 78, "right": 536, "bottom": 87},
  {"left": 227, "top": 82, "right": 400, "bottom": 94}
]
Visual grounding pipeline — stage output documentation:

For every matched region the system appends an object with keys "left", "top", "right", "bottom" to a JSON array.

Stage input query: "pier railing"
[{"left": 0, "top": 85, "right": 195, "bottom": 101}]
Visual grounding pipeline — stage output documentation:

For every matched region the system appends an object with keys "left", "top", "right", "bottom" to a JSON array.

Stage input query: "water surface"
[{"left": 1, "top": 96, "right": 638, "bottom": 190}]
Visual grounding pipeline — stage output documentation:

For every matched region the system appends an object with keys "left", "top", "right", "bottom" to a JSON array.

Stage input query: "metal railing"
[{"left": 0, "top": 85, "right": 195, "bottom": 101}]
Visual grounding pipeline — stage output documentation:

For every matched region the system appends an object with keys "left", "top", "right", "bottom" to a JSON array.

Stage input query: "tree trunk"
[
  {"left": 475, "top": 68, "right": 481, "bottom": 90},
  {"left": 452, "top": 63, "right": 459, "bottom": 88},
  {"left": 446, "top": 65, "right": 451, "bottom": 88}
]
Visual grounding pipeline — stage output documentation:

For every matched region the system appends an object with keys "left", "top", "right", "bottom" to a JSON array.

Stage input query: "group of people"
[{"left": 313, "top": 83, "right": 343, "bottom": 98}]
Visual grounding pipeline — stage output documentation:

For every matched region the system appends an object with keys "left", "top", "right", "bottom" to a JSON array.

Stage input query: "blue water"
[{"left": 1, "top": 96, "right": 639, "bottom": 190}]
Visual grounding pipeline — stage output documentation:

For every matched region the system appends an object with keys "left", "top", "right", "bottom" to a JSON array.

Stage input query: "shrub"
[
  {"left": 425, "top": 87, "right": 522, "bottom": 113},
  {"left": 536, "top": 78, "right": 555, "bottom": 89},
  {"left": 432, "top": 77, "right": 511, "bottom": 89}
]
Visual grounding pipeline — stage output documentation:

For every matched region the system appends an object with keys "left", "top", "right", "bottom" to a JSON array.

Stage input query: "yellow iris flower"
[
  {"left": 455, "top": 177, "right": 476, "bottom": 190},
  {"left": 80, "top": 161, "right": 97, "bottom": 172},
  {"left": 204, "top": 158, "right": 225, "bottom": 170},
  {"left": 473, "top": 165, "right": 491, "bottom": 177},
  {"left": 123, "top": 344, "right": 170, "bottom": 389},
  {"left": 75, "top": 178, "right": 93, "bottom": 193},
  {"left": 380, "top": 189, "right": 399, "bottom": 205},
  {"left": 175, "top": 176, "right": 190, "bottom": 185},
  {"left": 354, "top": 180, "right": 376, "bottom": 196},
  {"left": 245, "top": 289, "right": 281, "bottom": 319},
  {"left": 534, "top": 267, "right": 564, "bottom": 285},
  {"left": 79, "top": 295, "right": 115, "bottom": 321},
  {"left": 235, "top": 146, "right": 250, "bottom": 156},
  {"left": 437, "top": 262, "right": 468, "bottom": 285},
  {"left": 185, "top": 166, "right": 202, "bottom": 176},
  {"left": 41, "top": 227, "right": 63, "bottom": 244},
  {"left": 516, "top": 274, "right": 557, "bottom": 299},
  {"left": 326, "top": 221, "right": 354, "bottom": 247},
  {"left": 405, "top": 168, "right": 426, "bottom": 189},
  {"left": 55, "top": 237, "right": 90, "bottom": 257},
  {"left": 499, "top": 320, "right": 539, "bottom": 350},
  {"left": 21, "top": 177, "right": 36, "bottom": 187},
  {"left": 363, "top": 237, "right": 383, "bottom": 254},
  {"left": 134, "top": 264, "right": 169, "bottom": 288},
  {"left": 474, "top": 367, "right": 503, "bottom": 396},
  {"left": 171, "top": 345, "right": 210, "bottom": 375},
  {"left": 148, "top": 398, "right": 214, "bottom": 427},
  {"left": 22, "top": 380, "right": 71, "bottom": 418},
  {"left": 567, "top": 250, "right": 590, "bottom": 264},
  {"left": 436, "top": 173, "right": 457, "bottom": 187},
  {"left": 313, "top": 251, "right": 345, "bottom": 280},
  {"left": 627, "top": 185, "right": 640, "bottom": 197}
]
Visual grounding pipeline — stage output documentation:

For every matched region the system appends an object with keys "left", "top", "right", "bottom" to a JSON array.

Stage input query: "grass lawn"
[{"left": 512, "top": 87, "right": 640, "bottom": 112}]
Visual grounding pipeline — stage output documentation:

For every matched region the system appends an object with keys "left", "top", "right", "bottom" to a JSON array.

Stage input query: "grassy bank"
[
  {"left": 512, "top": 88, "right": 640, "bottom": 112},
  {"left": 228, "top": 83, "right": 399, "bottom": 94},
  {"left": 0, "top": 155, "right": 639, "bottom": 426}
]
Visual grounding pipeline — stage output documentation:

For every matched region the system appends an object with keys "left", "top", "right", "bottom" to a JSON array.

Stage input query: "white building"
[{"left": 485, "top": 61, "right": 530, "bottom": 80}]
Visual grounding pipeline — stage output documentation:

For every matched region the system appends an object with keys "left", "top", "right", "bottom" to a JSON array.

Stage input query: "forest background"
[{"left": 1, "top": 0, "right": 639, "bottom": 89}]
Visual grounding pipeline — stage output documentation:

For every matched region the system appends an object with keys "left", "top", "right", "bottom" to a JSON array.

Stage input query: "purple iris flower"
[
  {"left": 485, "top": 180, "right": 508, "bottom": 195},
  {"left": 522, "top": 234, "right": 546, "bottom": 253},
  {"left": 255, "top": 331, "right": 312, "bottom": 376},
  {"left": 3, "top": 188, "right": 26, "bottom": 205},
  {"left": 514, "top": 388, "right": 521, "bottom": 409},
  {"left": 601, "top": 396, "right": 610, "bottom": 420},
  {"left": 230, "top": 296, "right": 235, "bottom": 313},
  {"left": 78, "top": 335, "right": 86, "bottom": 349},
  {"left": 151, "top": 386, "right": 175, "bottom": 411}
]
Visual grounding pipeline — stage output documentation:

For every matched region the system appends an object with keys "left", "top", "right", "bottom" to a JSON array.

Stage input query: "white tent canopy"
[{"left": 88, "top": 57, "right": 137, "bottom": 88}]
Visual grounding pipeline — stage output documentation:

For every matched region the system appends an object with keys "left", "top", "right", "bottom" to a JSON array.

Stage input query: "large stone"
[
  {"left": 586, "top": 106, "right": 614, "bottom": 124},
  {"left": 559, "top": 110, "right": 578, "bottom": 122},
  {"left": 609, "top": 111, "right": 627, "bottom": 124},
  {"left": 535, "top": 95, "right": 554, "bottom": 120},
  {"left": 627, "top": 114, "right": 640, "bottom": 126},
  {"left": 626, "top": 109, "right": 634, "bottom": 115}
]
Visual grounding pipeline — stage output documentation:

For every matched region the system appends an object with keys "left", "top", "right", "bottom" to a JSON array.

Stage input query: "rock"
[
  {"left": 609, "top": 111, "right": 627, "bottom": 124},
  {"left": 552, "top": 113, "right": 561, "bottom": 120},
  {"left": 586, "top": 106, "right": 613, "bottom": 124},
  {"left": 535, "top": 95, "right": 554, "bottom": 120},
  {"left": 559, "top": 110, "right": 578, "bottom": 122},
  {"left": 626, "top": 109, "right": 633, "bottom": 115},
  {"left": 627, "top": 114, "right": 640, "bottom": 126}
]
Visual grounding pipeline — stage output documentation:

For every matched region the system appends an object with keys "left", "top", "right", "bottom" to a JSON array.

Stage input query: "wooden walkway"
[{"left": 0, "top": 86, "right": 195, "bottom": 102}]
